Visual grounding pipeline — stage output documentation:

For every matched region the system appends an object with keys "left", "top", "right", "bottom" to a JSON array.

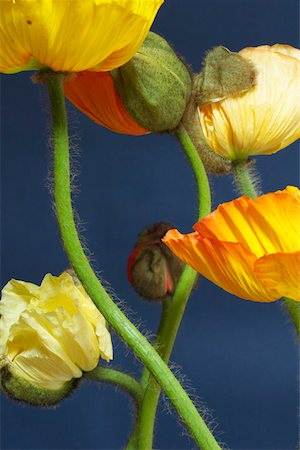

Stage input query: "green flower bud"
[
  {"left": 128, "top": 223, "right": 185, "bottom": 301},
  {"left": 195, "top": 46, "right": 256, "bottom": 105},
  {"left": 111, "top": 32, "right": 192, "bottom": 132},
  {"left": 0, "top": 361, "right": 77, "bottom": 407}
]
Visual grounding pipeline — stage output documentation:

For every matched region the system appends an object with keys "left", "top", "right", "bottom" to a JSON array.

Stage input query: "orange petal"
[
  {"left": 64, "top": 71, "right": 148, "bottom": 135},
  {"left": 163, "top": 229, "right": 279, "bottom": 302},
  {"left": 194, "top": 187, "right": 300, "bottom": 258},
  {"left": 255, "top": 251, "right": 300, "bottom": 301}
]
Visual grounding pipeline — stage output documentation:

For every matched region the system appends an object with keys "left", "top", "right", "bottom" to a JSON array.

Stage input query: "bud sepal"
[
  {"left": 195, "top": 46, "right": 256, "bottom": 106},
  {"left": 111, "top": 32, "right": 192, "bottom": 132},
  {"left": 0, "top": 360, "right": 77, "bottom": 407}
]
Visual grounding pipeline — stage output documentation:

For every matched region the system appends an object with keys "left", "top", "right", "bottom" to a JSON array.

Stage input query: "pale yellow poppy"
[
  {"left": 199, "top": 45, "right": 300, "bottom": 160},
  {"left": 0, "top": 272, "right": 113, "bottom": 390}
]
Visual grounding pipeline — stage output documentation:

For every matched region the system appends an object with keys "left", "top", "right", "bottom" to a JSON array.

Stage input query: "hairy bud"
[
  {"left": 128, "top": 223, "right": 185, "bottom": 301},
  {"left": 111, "top": 32, "right": 192, "bottom": 132},
  {"left": 195, "top": 46, "right": 256, "bottom": 105}
]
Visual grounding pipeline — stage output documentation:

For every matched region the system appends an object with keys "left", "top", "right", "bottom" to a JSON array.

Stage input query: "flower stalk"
[
  {"left": 47, "top": 72, "right": 221, "bottom": 450},
  {"left": 85, "top": 367, "right": 143, "bottom": 406},
  {"left": 129, "top": 124, "right": 212, "bottom": 450},
  {"left": 233, "top": 160, "right": 260, "bottom": 199}
]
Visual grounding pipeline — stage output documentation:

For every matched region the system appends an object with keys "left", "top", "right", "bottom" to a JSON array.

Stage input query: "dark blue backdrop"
[{"left": 1, "top": 1, "right": 299, "bottom": 449}]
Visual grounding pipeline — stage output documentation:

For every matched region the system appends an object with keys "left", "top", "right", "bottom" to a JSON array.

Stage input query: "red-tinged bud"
[{"left": 127, "top": 223, "right": 185, "bottom": 301}]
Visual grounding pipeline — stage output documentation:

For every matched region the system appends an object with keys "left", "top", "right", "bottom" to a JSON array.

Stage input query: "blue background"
[{"left": 1, "top": 0, "right": 299, "bottom": 449}]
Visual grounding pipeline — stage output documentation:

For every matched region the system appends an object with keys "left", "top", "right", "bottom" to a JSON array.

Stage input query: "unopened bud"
[
  {"left": 111, "top": 32, "right": 192, "bottom": 132},
  {"left": 195, "top": 46, "right": 256, "bottom": 105},
  {"left": 128, "top": 223, "right": 185, "bottom": 301}
]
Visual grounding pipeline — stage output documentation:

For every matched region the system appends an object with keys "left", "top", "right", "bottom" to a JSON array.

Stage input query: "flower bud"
[
  {"left": 110, "top": 32, "right": 192, "bottom": 132},
  {"left": 0, "top": 273, "right": 113, "bottom": 406},
  {"left": 195, "top": 46, "right": 256, "bottom": 105},
  {"left": 128, "top": 223, "right": 185, "bottom": 301}
]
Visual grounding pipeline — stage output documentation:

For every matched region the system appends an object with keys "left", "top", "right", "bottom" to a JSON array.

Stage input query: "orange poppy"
[{"left": 163, "top": 187, "right": 300, "bottom": 302}]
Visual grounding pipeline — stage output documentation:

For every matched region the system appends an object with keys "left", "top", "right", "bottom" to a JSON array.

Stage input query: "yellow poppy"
[
  {"left": 65, "top": 71, "right": 149, "bottom": 135},
  {"left": 0, "top": 272, "right": 113, "bottom": 391},
  {"left": 199, "top": 45, "right": 300, "bottom": 160},
  {"left": 0, "top": 0, "right": 163, "bottom": 74},
  {"left": 163, "top": 187, "right": 300, "bottom": 302}
]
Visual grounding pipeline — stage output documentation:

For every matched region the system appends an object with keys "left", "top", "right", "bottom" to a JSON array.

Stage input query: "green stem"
[
  {"left": 85, "top": 367, "right": 143, "bottom": 405},
  {"left": 282, "top": 297, "right": 300, "bottom": 338},
  {"left": 176, "top": 124, "right": 212, "bottom": 218},
  {"left": 233, "top": 160, "right": 258, "bottom": 199},
  {"left": 233, "top": 160, "right": 299, "bottom": 337},
  {"left": 47, "top": 73, "right": 221, "bottom": 450},
  {"left": 134, "top": 124, "right": 212, "bottom": 450}
]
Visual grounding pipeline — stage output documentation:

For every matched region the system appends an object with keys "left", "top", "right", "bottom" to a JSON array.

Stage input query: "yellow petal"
[
  {"left": 163, "top": 229, "right": 279, "bottom": 302},
  {"left": 199, "top": 45, "right": 300, "bottom": 159},
  {"left": 7, "top": 311, "right": 82, "bottom": 385},
  {"left": 0, "top": 0, "right": 163, "bottom": 73},
  {"left": 0, "top": 279, "right": 39, "bottom": 355},
  {"left": 194, "top": 186, "right": 300, "bottom": 257},
  {"left": 255, "top": 251, "right": 300, "bottom": 301}
]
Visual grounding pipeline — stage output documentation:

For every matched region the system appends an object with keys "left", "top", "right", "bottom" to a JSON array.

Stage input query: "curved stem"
[
  {"left": 176, "top": 124, "right": 212, "bottom": 218},
  {"left": 232, "top": 160, "right": 259, "bottom": 199},
  {"left": 134, "top": 124, "right": 212, "bottom": 450},
  {"left": 233, "top": 161, "right": 299, "bottom": 337},
  {"left": 47, "top": 73, "right": 221, "bottom": 450},
  {"left": 85, "top": 367, "right": 143, "bottom": 405}
]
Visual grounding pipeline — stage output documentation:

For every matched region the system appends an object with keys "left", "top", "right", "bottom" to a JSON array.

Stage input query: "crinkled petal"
[
  {"left": 0, "top": 0, "right": 164, "bottom": 73},
  {"left": 6, "top": 311, "right": 82, "bottom": 388},
  {"left": 199, "top": 45, "right": 300, "bottom": 159},
  {"left": 65, "top": 72, "right": 148, "bottom": 135},
  {"left": 163, "top": 229, "right": 279, "bottom": 302},
  {"left": 255, "top": 251, "right": 300, "bottom": 301},
  {"left": 194, "top": 186, "right": 300, "bottom": 258},
  {"left": 0, "top": 272, "right": 113, "bottom": 389},
  {"left": 0, "top": 279, "right": 39, "bottom": 353}
]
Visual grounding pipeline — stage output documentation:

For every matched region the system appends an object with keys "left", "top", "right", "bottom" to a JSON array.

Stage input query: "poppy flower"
[
  {"left": 163, "top": 186, "right": 300, "bottom": 302},
  {"left": 199, "top": 45, "right": 300, "bottom": 160},
  {"left": 0, "top": 0, "right": 163, "bottom": 74},
  {"left": 0, "top": 272, "right": 112, "bottom": 405}
]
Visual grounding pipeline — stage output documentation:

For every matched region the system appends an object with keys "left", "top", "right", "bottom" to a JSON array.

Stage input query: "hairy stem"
[
  {"left": 85, "top": 367, "right": 143, "bottom": 405},
  {"left": 233, "top": 160, "right": 259, "bottom": 199},
  {"left": 133, "top": 124, "right": 212, "bottom": 450},
  {"left": 47, "top": 73, "right": 221, "bottom": 450}
]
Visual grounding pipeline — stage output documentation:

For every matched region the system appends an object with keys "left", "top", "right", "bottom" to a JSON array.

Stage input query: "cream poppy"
[
  {"left": 199, "top": 45, "right": 300, "bottom": 160},
  {"left": 0, "top": 272, "right": 113, "bottom": 395}
]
